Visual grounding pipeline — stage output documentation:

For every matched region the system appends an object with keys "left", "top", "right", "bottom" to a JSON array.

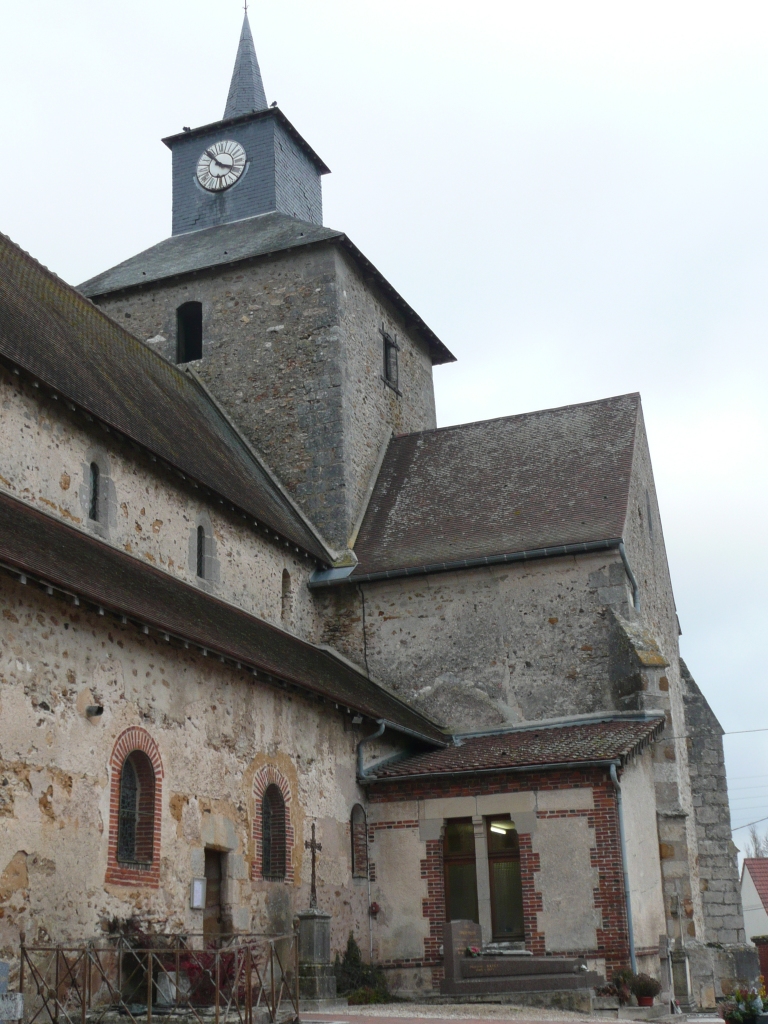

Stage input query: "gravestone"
[{"left": 0, "top": 962, "right": 23, "bottom": 1023}]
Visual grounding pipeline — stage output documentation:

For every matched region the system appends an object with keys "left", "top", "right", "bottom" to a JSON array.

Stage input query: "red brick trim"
[
  {"left": 252, "top": 765, "right": 295, "bottom": 883},
  {"left": 105, "top": 727, "right": 163, "bottom": 888},
  {"left": 368, "top": 766, "right": 631, "bottom": 977}
]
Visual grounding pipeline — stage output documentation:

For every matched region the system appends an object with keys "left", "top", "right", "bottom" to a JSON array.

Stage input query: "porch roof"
[{"left": 366, "top": 713, "right": 665, "bottom": 782}]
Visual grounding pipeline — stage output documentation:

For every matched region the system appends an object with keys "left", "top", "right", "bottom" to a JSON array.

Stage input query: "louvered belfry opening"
[
  {"left": 261, "top": 784, "right": 286, "bottom": 879},
  {"left": 117, "top": 751, "right": 156, "bottom": 864}
]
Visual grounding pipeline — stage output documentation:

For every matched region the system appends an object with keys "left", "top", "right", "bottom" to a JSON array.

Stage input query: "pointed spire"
[{"left": 223, "top": 12, "right": 268, "bottom": 120}]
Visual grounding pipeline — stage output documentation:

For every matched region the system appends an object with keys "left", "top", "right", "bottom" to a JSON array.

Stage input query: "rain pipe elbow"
[{"left": 357, "top": 720, "right": 386, "bottom": 780}]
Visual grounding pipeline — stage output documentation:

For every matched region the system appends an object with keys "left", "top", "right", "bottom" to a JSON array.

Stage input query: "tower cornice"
[{"left": 161, "top": 106, "right": 330, "bottom": 175}]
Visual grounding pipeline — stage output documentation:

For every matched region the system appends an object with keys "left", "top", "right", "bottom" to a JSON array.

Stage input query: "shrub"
[
  {"left": 612, "top": 968, "right": 635, "bottom": 1006},
  {"left": 631, "top": 974, "right": 662, "bottom": 999},
  {"left": 333, "top": 933, "right": 388, "bottom": 1001}
]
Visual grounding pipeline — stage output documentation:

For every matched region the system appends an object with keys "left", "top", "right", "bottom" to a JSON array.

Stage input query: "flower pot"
[{"left": 637, "top": 996, "right": 654, "bottom": 1007}]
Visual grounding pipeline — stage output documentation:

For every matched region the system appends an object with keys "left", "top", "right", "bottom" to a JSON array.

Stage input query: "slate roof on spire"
[{"left": 224, "top": 13, "right": 268, "bottom": 119}]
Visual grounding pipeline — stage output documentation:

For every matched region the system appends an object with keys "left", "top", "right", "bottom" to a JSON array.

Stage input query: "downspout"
[
  {"left": 619, "top": 542, "right": 641, "bottom": 611},
  {"left": 610, "top": 762, "right": 637, "bottom": 973},
  {"left": 358, "top": 722, "right": 386, "bottom": 959},
  {"left": 357, "top": 720, "right": 386, "bottom": 780}
]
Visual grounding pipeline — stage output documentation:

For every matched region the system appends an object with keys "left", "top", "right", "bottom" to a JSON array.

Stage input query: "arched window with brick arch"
[
  {"left": 262, "top": 785, "right": 286, "bottom": 879},
  {"left": 118, "top": 752, "right": 156, "bottom": 864},
  {"left": 351, "top": 804, "right": 368, "bottom": 878},
  {"left": 106, "top": 728, "right": 163, "bottom": 887},
  {"left": 252, "top": 766, "right": 294, "bottom": 884}
]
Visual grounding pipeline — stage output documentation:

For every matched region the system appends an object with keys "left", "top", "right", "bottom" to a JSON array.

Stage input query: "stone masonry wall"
[
  {"left": 0, "top": 366, "right": 323, "bottom": 640},
  {"left": 318, "top": 550, "right": 641, "bottom": 730},
  {"left": 95, "top": 244, "right": 437, "bottom": 551},
  {"left": 681, "top": 659, "right": 745, "bottom": 944},
  {"left": 0, "top": 570, "right": 373, "bottom": 965},
  {"left": 622, "top": 411, "right": 706, "bottom": 945}
]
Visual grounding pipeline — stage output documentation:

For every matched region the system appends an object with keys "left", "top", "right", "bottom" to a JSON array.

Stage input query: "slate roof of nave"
[
  {"left": 349, "top": 393, "right": 640, "bottom": 579},
  {"left": 743, "top": 859, "right": 768, "bottom": 914},
  {"left": 0, "top": 231, "right": 331, "bottom": 562},
  {"left": 0, "top": 488, "right": 446, "bottom": 744},
  {"left": 77, "top": 212, "right": 456, "bottom": 366},
  {"left": 366, "top": 714, "right": 665, "bottom": 781}
]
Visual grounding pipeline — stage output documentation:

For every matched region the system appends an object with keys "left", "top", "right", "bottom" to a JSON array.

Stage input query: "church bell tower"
[
  {"left": 79, "top": 13, "right": 451, "bottom": 556},
  {"left": 163, "top": 13, "right": 329, "bottom": 235}
]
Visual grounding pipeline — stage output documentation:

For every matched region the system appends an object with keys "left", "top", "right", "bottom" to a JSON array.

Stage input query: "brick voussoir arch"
[
  {"left": 105, "top": 727, "right": 163, "bottom": 888},
  {"left": 252, "top": 765, "right": 295, "bottom": 884}
]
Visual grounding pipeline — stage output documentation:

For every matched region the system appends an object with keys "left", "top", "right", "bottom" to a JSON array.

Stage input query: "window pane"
[
  {"left": 446, "top": 862, "right": 479, "bottom": 923},
  {"left": 487, "top": 819, "right": 519, "bottom": 854},
  {"left": 118, "top": 759, "right": 138, "bottom": 862},
  {"left": 444, "top": 820, "right": 475, "bottom": 858},
  {"left": 491, "top": 860, "right": 524, "bottom": 940}
]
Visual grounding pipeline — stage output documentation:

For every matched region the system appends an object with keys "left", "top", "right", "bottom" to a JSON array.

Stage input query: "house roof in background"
[
  {"left": 0, "top": 490, "right": 446, "bottom": 744},
  {"left": 77, "top": 212, "right": 455, "bottom": 366},
  {"left": 743, "top": 859, "right": 768, "bottom": 914},
  {"left": 348, "top": 394, "right": 640, "bottom": 580},
  {"left": 0, "top": 230, "right": 330, "bottom": 561},
  {"left": 366, "top": 714, "right": 665, "bottom": 782}
]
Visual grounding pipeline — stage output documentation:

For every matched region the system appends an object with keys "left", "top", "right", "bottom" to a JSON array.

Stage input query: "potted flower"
[
  {"left": 630, "top": 973, "right": 662, "bottom": 1007},
  {"left": 719, "top": 984, "right": 765, "bottom": 1024}
]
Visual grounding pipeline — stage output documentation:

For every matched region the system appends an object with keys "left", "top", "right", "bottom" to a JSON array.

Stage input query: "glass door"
[
  {"left": 443, "top": 818, "right": 479, "bottom": 923},
  {"left": 487, "top": 817, "right": 524, "bottom": 941}
]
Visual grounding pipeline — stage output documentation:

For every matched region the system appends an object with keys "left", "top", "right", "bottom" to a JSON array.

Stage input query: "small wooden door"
[{"left": 203, "top": 849, "right": 224, "bottom": 945}]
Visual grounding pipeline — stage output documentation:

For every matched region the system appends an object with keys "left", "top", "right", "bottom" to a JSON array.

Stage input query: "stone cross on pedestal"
[{"left": 305, "top": 822, "right": 322, "bottom": 909}]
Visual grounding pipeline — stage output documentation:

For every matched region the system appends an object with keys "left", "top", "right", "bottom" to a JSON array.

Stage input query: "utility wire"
[{"left": 731, "top": 814, "right": 768, "bottom": 832}]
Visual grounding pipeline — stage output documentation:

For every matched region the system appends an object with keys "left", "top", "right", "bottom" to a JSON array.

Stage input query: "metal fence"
[{"left": 19, "top": 935, "right": 299, "bottom": 1024}]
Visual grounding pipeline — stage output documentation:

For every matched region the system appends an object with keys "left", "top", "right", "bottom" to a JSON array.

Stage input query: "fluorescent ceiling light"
[{"left": 490, "top": 825, "right": 506, "bottom": 834}]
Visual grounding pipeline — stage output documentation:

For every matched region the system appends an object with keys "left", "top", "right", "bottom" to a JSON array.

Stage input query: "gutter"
[
  {"left": 311, "top": 539, "right": 644, "bottom": 612},
  {"left": 310, "top": 538, "right": 624, "bottom": 588},
  {"left": 611, "top": 763, "right": 638, "bottom": 973}
]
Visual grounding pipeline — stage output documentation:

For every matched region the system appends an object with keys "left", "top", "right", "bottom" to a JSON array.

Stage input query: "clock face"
[{"left": 196, "top": 140, "right": 247, "bottom": 192}]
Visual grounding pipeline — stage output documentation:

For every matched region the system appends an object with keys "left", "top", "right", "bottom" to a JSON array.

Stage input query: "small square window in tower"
[
  {"left": 176, "top": 302, "right": 203, "bottom": 363},
  {"left": 381, "top": 328, "right": 400, "bottom": 392}
]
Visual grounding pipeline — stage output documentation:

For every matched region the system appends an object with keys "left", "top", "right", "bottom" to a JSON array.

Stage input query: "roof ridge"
[{"left": 392, "top": 392, "right": 642, "bottom": 442}]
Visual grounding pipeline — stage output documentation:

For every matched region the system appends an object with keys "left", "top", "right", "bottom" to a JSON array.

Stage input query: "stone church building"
[{"left": 0, "top": 14, "right": 754, "bottom": 1009}]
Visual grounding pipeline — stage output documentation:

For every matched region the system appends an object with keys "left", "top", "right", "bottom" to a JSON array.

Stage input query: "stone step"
[
  {"left": 461, "top": 956, "right": 593, "bottom": 979},
  {"left": 442, "top": 972, "right": 602, "bottom": 995}
]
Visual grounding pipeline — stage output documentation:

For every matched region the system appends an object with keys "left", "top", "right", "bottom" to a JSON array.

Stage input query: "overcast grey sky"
[{"left": 2, "top": 1, "right": 767, "bottom": 837}]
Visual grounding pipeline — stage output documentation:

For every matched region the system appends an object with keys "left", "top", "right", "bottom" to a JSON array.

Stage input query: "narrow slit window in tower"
[
  {"left": 381, "top": 328, "right": 399, "bottom": 391},
  {"left": 197, "top": 525, "right": 206, "bottom": 579},
  {"left": 177, "top": 302, "right": 203, "bottom": 363},
  {"left": 281, "top": 569, "right": 292, "bottom": 624},
  {"left": 89, "top": 462, "right": 100, "bottom": 521}
]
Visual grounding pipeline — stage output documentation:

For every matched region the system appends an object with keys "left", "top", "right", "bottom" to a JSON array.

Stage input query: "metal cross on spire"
[{"left": 305, "top": 822, "right": 322, "bottom": 910}]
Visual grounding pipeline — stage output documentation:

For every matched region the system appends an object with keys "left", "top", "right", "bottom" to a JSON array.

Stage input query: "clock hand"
[{"left": 205, "top": 148, "right": 229, "bottom": 171}]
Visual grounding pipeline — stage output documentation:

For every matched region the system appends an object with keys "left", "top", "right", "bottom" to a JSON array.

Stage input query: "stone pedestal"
[
  {"left": 297, "top": 909, "right": 341, "bottom": 1010},
  {"left": 671, "top": 947, "right": 696, "bottom": 1012}
]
